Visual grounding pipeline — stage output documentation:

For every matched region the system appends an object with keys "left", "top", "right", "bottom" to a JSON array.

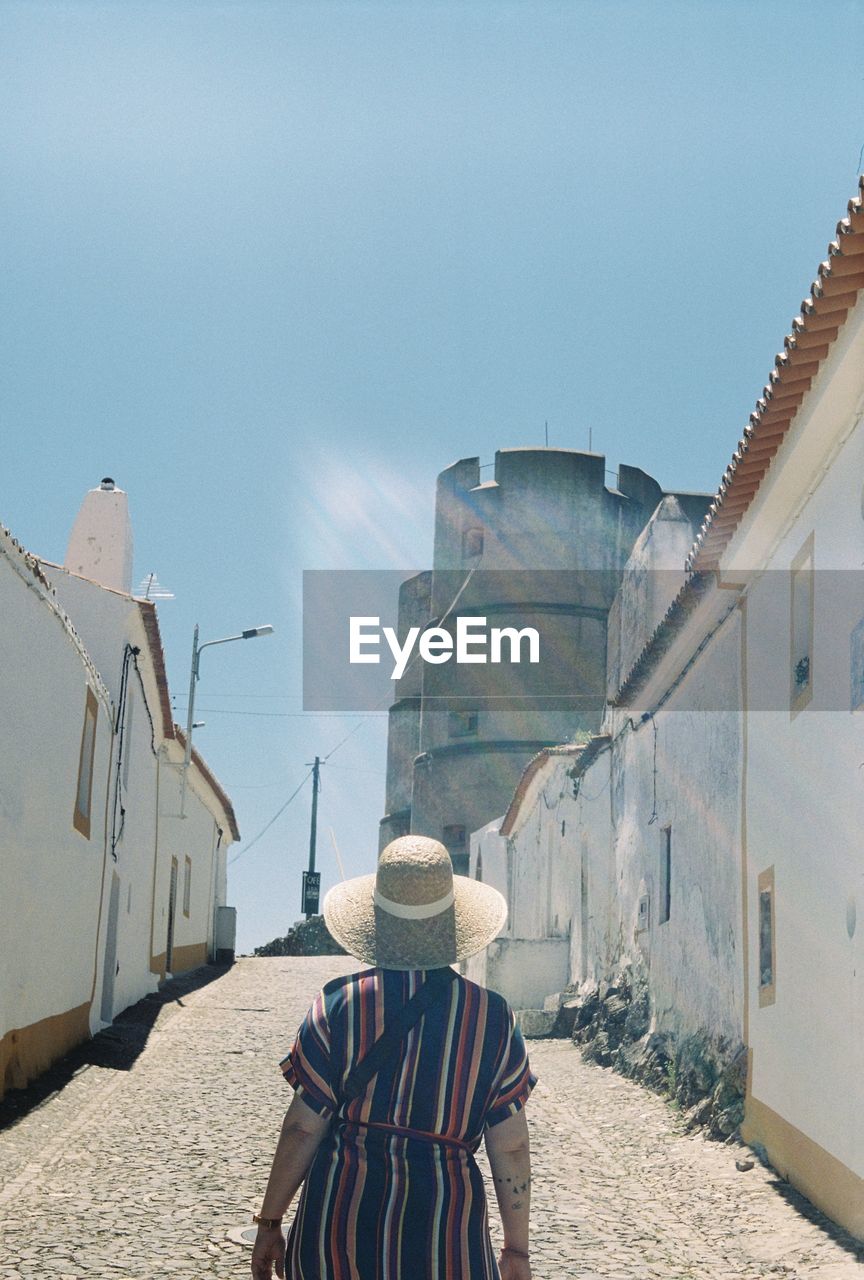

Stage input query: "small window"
[
  {"left": 790, "top": 536, "right": 814, "bottom": 712},
  {"left": 443, "top": 825, "right": 467, "bottom": 873},
  {"left": 462, "top": 527, "right": 484, "bottom": 559},
  {"left": 448, "top": 709, "right": 479, "bottom": 738},
  {"left": 659, "top": 826, "right": 671, "bottom": 924},
  {"left": 73, "top": 687, "right": 99, "bottom": 839},
  {"left": 442, "top": 824, "right": 466, "bottom": 849},
  {"left": 636, "top": 894, "right": 650, "bottom": 933},
  {"left": 758, "top": 866, "right": 776, "bottom": 1007},
  {"left": 183, "top": 856, "right": 192, "bottom": 918}
]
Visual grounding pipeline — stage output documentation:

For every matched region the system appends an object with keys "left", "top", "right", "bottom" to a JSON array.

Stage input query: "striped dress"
[{"left": 280, "top": 967, "right": 536, "bottom": 1280}]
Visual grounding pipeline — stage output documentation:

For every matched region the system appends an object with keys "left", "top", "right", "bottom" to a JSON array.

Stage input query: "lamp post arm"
[
  {"left": 197, "top": 633, "right": 247, "bottom": 653},
  {"left": 179, "top": 623, "right": 272, "bottom": 819},
  {"left": 179, "top": 624, "right": 200, "bottom": 817}
]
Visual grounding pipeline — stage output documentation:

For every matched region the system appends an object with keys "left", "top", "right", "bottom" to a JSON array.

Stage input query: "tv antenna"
[{"left": 136, "top": 571, "right": 175, "bottom": 601}]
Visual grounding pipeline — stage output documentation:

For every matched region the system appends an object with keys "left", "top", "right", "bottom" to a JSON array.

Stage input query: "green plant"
[{"left": 665, "top": 1057, "right": 678, "bottom": 1099}]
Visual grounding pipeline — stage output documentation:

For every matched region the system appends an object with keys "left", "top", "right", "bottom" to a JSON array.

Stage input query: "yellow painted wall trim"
[
  {"left": 0, "top": 1003, "right": 92, "bottom": 1100},
  {"left": 169, "top": 942, "right": 208, "bottom": 976},
  {"left": 150, "top": 950, "right": 166, "bottom": 981},
  {"left": 743, "top": 1094, "right": 864, "bottom": 1242}
]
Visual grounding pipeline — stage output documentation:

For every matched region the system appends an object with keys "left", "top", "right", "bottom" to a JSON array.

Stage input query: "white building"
[
  {"left": 686, "top": 177, "right": 864, "bottom": 1240},
  {"left": 472, "top": 177, "right": 864, "bottom": 1240},
  {"left": 0, "top": 482, "right": 239, "bottom": 1098}
]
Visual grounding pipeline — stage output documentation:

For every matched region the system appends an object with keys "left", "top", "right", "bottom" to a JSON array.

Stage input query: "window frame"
[
  {"left": 448, "top": 708, "right": 479, "bottom": 738},
  {"left": 73, "top": 687, "right": 99, "bottom": 839},
  {"left": 183, "top": 855, "right": 192, "bottom": 918},
  {"left": 757, "top": 865, "right": 776, "bottom": 1007},
  {"left": 461, "top": 527, "right": 484, "bottom": 560},
  {"left": 659, "top": 825, "right": 672, "bottom": 925}
]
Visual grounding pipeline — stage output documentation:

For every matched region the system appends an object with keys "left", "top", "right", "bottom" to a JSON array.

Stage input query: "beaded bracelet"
[{"left": 501, "top": 1246, "right": 530, "bottom": 1259}]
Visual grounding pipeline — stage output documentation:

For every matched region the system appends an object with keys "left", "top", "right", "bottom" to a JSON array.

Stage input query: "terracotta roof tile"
[
  {"left": 610, "top": 572, "right": 716, "bottom": 707},
  {"left": 136, "top": 604, "right": 239, "bottom": 840},
  {"left": 136, "top": 600, "right": 176, "bottom": 744},
  {"left": 499, "top": 739, "right": 601, "bottom": 837},
  {"left": 688, "top": 176, "right": 864, "bottom": 572},
  {"left": 174, "top": 726, "right": 240, "bottom": 844}
]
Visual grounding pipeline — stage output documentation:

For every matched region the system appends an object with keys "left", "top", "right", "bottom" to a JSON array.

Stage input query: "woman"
[{"left": 251, "top": 835, "right": 536, "bottom": 1280}]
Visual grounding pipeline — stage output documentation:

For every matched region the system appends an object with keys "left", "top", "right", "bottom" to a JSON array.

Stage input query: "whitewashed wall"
[
  {"left": 0, "top": 543, "right": 113, "bottom": 1089},
  {"left": 741, "top": 407, "right": 864, "bottom": 1184},
  {"left": 45, "top": 565, "right": 235, "bottom": 995},
  {"left": 490, "top": 603, "right": 744, "bottom": 1046},
  {"left": 151, "top": 750, "right": 226, "bottom": 978},
  {"left": 566, "top": 748, "right": 614, "bottom": 986},
  {"left": 46, "top": 570, "right": 168, "bottom": 1016},
  {"left": 507, "top": 764, "right": 575, "bottom": 945}
]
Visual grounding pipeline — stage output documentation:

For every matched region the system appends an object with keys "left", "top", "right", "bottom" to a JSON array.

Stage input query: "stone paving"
[{"left": 0, "top": 957, "right": 861, "bottom": 1279}]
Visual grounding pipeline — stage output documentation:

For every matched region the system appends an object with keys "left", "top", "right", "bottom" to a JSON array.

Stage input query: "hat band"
[{"left": 373, "top": 887, "right": 455, "bottom": 920}]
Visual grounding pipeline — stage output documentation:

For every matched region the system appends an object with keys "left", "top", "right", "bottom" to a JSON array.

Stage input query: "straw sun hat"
[{"left": 322, "top": 835, "right": 508, "bottom": 970}]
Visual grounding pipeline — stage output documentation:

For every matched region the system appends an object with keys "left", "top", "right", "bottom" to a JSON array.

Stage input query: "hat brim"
[{"left": 322, "top": 873, "right": 508, "bottom": 970}]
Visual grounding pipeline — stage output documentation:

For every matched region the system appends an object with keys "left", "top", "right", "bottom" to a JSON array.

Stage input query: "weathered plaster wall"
[
  {"left": 607, "top": 612, "right": 744, "bottom": 1046},
  {"left": 566, "top": 749, "right": 615, "bottom": 986},
  {"left": 479, "top": 599, "right": 743, "bottom": 1052},
  {"left": 480, "top": 938, "right": 570, "bottom": 1009}
]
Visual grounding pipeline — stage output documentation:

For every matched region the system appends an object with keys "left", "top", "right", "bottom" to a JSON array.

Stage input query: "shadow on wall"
[{"left": 0, "top": 964, "right": 228, "bottom": 1133}]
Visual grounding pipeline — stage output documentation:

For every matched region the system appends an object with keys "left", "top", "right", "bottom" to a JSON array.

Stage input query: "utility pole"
[{"left": 303, "top": 757, "right": 322, "bottom": 919}]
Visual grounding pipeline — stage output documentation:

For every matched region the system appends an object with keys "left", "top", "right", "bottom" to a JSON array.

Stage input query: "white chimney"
[{"left": 64, "top": 477, "right": 134, "bottom": 594}]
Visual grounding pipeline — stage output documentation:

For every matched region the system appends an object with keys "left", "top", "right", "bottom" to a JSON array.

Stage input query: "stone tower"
[{"left": 380, "top": 448, "right": 669, "bottom": 870}]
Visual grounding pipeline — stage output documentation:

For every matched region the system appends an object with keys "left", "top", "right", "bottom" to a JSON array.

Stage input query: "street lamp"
[{"left": 179, "top": 622, "right": 274, "bottom": 816}]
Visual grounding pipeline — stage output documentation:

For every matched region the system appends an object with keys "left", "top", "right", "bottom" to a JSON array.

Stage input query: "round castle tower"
[{"left": 379, "top": 447, "right": 665, "bottom": 870}]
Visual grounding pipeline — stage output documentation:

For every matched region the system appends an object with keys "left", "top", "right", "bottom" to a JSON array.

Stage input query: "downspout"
[{"left": 207, "top": 822, "right": 222, "bottom": 962}]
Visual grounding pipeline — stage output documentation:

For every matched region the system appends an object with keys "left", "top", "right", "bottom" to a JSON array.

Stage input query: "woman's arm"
[
  {"left": 484, "top": 1106, "right": 532, "bottom": 1280},
  {"left": 250, "top": 1092, "right": 331, "bottom": 1280}
]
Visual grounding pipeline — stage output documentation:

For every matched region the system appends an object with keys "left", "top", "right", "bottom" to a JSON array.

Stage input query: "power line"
[
  {"left": 171, "top": 706, "right": 383, "bottom": 718},
  {"left": 227, "top": 768, "right": 313, "bottom": 867},
  {"left": 229, "top": 565, "right": 481, "bottom": 865},
  {"left": 322, "top": 718, "right": 370, "bottom": 761}
]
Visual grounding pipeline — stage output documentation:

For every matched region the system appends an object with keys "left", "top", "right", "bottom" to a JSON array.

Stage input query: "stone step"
[{"left": 515, "top": 1008, "right": 557, "bottom": 1038}]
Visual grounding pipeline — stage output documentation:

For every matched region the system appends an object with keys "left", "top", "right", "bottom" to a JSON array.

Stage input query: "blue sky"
[{"left": 2, "top": 1, "right": 863, "bottom": 952}]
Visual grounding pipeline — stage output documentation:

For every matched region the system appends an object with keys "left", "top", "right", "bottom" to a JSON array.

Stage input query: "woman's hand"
[
  {"left": 250, "top": 1224, "right": 285, "bottom": 1279},
  {"left": 499, "top": 1249, "right": 532, "bottom": 1280}
]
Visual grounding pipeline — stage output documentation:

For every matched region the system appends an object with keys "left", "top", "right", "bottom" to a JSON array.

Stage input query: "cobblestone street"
[{"left": 0, "top": 958, "right": 860, "bottom": 1279}]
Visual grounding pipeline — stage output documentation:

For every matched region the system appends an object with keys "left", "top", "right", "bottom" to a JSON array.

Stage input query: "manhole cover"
[{"left": 226, "top": 1225, "right": 287, "bottom": 1248}]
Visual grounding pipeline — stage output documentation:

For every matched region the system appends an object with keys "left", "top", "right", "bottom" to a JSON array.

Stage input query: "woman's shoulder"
[
  {"left": 320, "top": 967, "right": 374, "bottom": 998},
  {"left": 458, "top": 973, "right": 515, "bottom": 1025}
]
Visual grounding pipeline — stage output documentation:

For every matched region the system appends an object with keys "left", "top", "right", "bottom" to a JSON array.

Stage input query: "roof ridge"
[{"left": 687, "top": 175, "right": 864, "bottom": 572}]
